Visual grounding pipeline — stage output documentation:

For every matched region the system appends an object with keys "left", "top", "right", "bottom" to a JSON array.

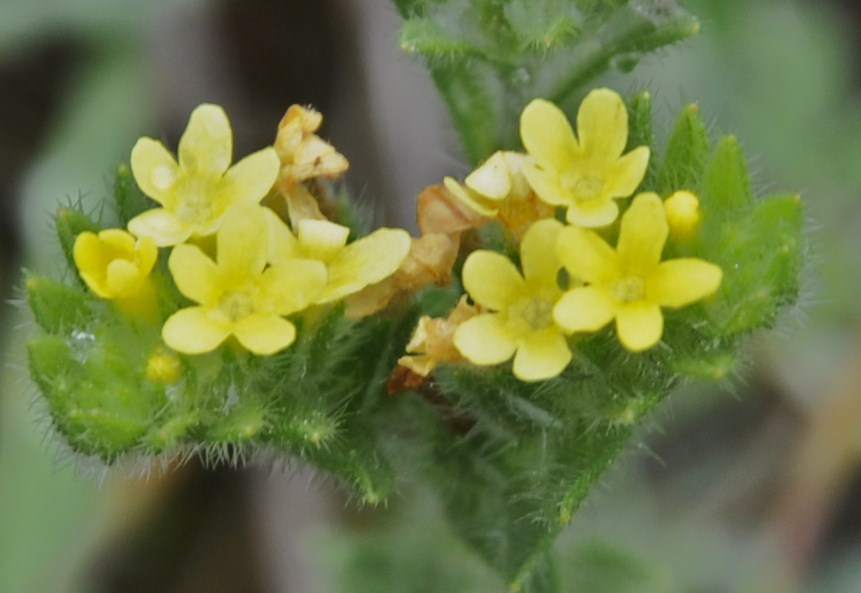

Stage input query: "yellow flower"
[
  {"left": 553, "top": 193, "right": 722, "bottom": 352},
  {"left": 275, "top": 104, "right": 349, "bottom": 193},
  {"left": 453, "top": 219, "right": 572, "bottom": 382},
  {"left": 265, "top": 209, "right": 411, "bottom": 305},
  {"left": 162, "top": 205, "right": 326, "bottom": 355},
  {"left": 443, "top": 151, "right": 553, "bottom": 239},
  {"left": 73, "top": 229, "right": 157, "bottom": 299},
  {"left": 520, "top": 89, "right": 650, "bottom": 228},
  {"left": 129, "top": 104, "right": 280, "bottom": 246}
]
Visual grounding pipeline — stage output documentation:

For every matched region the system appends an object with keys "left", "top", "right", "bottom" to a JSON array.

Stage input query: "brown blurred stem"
[{"left": 769, "top": 322, "right": 861, "bottom": 578}]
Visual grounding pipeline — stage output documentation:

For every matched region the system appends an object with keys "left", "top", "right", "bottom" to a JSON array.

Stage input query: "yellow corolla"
[
  {"left": 128, "top": 104, "right": 280, "bottom": 246},
  {"left": 520, "top": 89, "right": 650, "bottom": 228},
  {"left": 453, "top": 218, "right": 572, "bottom": 382},
  {"left": 663, "top": 190, "right": 701, "bottom": 240},
  {"left": 162, "top": 205, "right": 326, "bottom": 355},
  {"left": 73, "top": 229, "right": 157, "bottom": 299},
  {"left": 553, "top": 193, "right": 722, "bottom": 352},
  {"left": 443, "top": 150, "right": 554, "bottom": 239},
  {"left": 443, "top": 151, "right": 533, "bottom": 217},
  {"left": 265, "top": 209, "right": 411, "bottom": 304}
]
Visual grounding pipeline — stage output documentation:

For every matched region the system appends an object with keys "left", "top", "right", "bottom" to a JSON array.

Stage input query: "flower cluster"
[
  {"left": 70, "top": 90, "right": 721, "bottom": 381},
  {"left": 401, "top": 88, "right": 722, "bottom": 382},
  {"left": 73, "top": 104, "right": 410, "bottom": 356}
]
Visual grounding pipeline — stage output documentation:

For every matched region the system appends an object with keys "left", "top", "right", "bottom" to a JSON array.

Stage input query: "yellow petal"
[
  {"left": 617, "top": 193, "right": 667, "bottom": 276},
  {"left": 512, "top": 328, "right": 572, "bottom": 381},
  {"left": 564, "top": 197, "right": 619, "bottom": 228},
  {"left": 130, "top": 137, "right": 180, "bottom": 205},
  {"left": 604, "top": 146, "right": 649, "bottom": 199},
  {"left": 647, "top": 259, "right": 722, "bottom": 308},
  {"left": 178, "top": 104, "right": 232, "bottom": 176},
  {"left": 556, "top": 226, "right": 619, "bottom": 285},
  {"left": 615, "top": 301, "right": 663, "bottom": 352},
  {"left": 219, "top": 147, "right": 280, "bottom": 205},
  {"left": 136, "top": 236, "right": 158, "bottom": 275},
  {"left": 576, "top": 88, "right": 628, "bottom": 160},
  {"left": 521, "top": 163, "right": 570, "bottom": 207},
  {"left": 264, "top": 207, "right": 301, "bottom": 264},
  {"left": 78, "top": 273, "right": 109, "bottom": 298},
  {"left": 553, "top": 286, "right": 616, "bottom": 333},
  {"left": 465, "top": 151, "right": 512, "bottom": 200},
  {"left": 443, "top": 177, "right": 497, "bottom": 217},
  {"left": 105, "top": 259, "right": 143, "bottom": 297},
  {"left": 217, "top": 205, "right": 269, "bottom": 277},
  {"left": 461, "top": 251, "right": 525, "bottom": 310},
  {"left": 261, "top": 259, "right": 327, "bottom": 315},
  {"left": 128, "top": 208, "right": 191, "bottom": 247},
  {"left": 73, "top": 231, "right": 109, "bottom": 277},
  {"left": 98, "top": 229, "right": 136, "bottom": 256},
  {"left": 318, "top": 228, "right": 412, "bottom": 303},
  {"left": 297, "top": 219, "right": 350, "bottom": 263},
  {"left": 520, "top": 218, "right": 564, "bottom": 288},
  {"left": 168, "top": 244, "right": 221, "bottom": 305},
  {"left": 232, "top": 314, "right": 296, "bottom": 355},
  {"left": 453, "top": 314, "right": 517, "bottom": 365},
  {"left": 520, "top": 98, "right": 578, "bottom": 171},
  {"left": 162, "top": 307, "right": 231, "bottom": 354}
]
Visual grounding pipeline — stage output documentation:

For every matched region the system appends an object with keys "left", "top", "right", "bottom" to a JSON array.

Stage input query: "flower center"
[
  {"left": 509, "top": 296, "right": 554, "bottom": 331},
  {"left": 217, "top": 290, "right": 254, "bottom": 322},
  {"left": 178, "top": 189, "right": 215, "bottom": 225},
  {"left": 612, "top": 276, "right": 645, "bottom": 303},
  {"left": 566, "top": 175, "right": 604, "bottom": 201}
]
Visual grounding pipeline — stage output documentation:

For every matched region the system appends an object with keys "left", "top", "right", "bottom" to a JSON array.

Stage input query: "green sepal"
[
  {"left": 703, "top": 193, "right": 803, "bottom": 336},
  {"left": 306, "top": 428, "right": 396, "bottom": 506},
  {"left": 204, "top": 398, "right": 268, "bottom": 444},
  {"left": 626, "top": 90, "right": 656, "bottom": 188},
  {"left": 670, "top": 348, "right": 737, "bottom": 381},
  {"left": 25, "top": 274, "right": 93, "bottom": 334},
  {"left": 144, "top": 413, "right": 200, "bottom": 452},
  {"left": 702, "top": 135, "right": 753, "bottom": 213},
  {"left": 27, "top": 334, "right": 155, "bottom": 460},
  {"left": 656, "top": 103, "right": 710, "bottom": 194},
  {"left": 114, "top": 163, "right": 152, "bottom": 225}
]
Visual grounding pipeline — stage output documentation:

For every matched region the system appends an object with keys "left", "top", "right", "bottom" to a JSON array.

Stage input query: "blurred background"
[{"left": 1, "top": 0, "right": 861, "bottom": 591}]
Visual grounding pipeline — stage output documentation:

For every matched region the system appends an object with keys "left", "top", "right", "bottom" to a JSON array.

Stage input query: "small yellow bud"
[
  {"left": 664, "top": 190, "right": 701, "bottom": 239},
  {"left": 146, "top": 349, "right": 181, "bottom": 384}
]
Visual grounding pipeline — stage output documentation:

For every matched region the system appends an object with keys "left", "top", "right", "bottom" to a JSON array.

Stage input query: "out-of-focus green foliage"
[{"left": 395, "top": 0, "right": 699, "bottom": 164}]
